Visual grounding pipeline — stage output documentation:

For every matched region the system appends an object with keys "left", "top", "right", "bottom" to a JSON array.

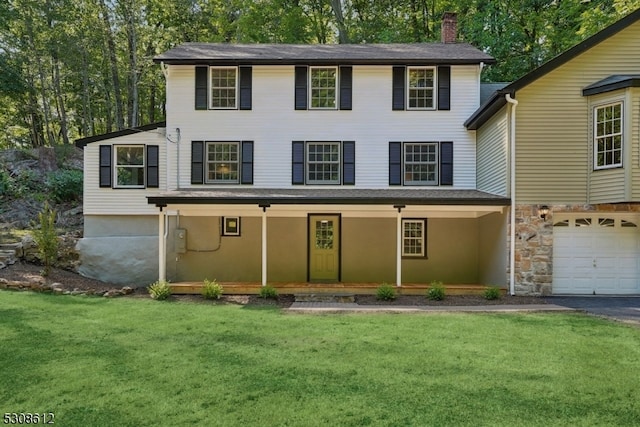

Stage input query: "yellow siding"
[
  {"left": 632, "top": 88, "right": 640, "bottom": 200},
  {"left": 515, "top": 21, "right": 640, "bottom": 204},
  {"left": 477, "top": 105, "right": 508, "bottom": 196}
]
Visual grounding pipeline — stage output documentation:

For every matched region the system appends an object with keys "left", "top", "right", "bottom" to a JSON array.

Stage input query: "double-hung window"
[
  {"left": 310, "top": 67, "right": 338, "bottom": 109},
  {"left": 594, "top": 102, "right": 622, "bottom": 169},
  {"left": 115, "top": 145, "right": 145, "bottom": 188},
  {"left": 407, "top": 67, "right": 435, "bottom": 110},
  {"left": 210, "top": 67, "right": 237, "bottom": 109},
  {"left": 402, "top": 219, "right": 426, "bottom": 257},
  {"left": 307, "top": 142, "right": 341, "bottom": 184},
  {"left": 206, "top": 142, "right": 239, "bottom": 183},
  {"left": 404, "top": 143, "right": 438, "bottom": 185}
]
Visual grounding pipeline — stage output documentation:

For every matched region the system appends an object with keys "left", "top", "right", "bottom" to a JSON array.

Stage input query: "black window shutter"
[
  {"left": 342, "top": 141, "right": 355, "bottom": 185},
  {"left": 241, "top": 141, "right": 254, "bottom": 184},
  {"left": 339, "top": 66, "right": 352, "bottom": 110},
  {"left": 239, "top": 67, "right": 252, "bottom": 110},
  {"left": 195, "top": 66, "right": 208, "bottom": 110},
  {"left": 292, "top": 141, "right": 305, "bottom": 184},
  {"left": 295, "top": 66, "right": 308, "bottom": 110},
  {"left": 389, "top": 142, "right": 402, "bottom": 185},
  {"left": 438, "top": 66, "right": 451, "bottom": 111},
  {"left": 440, "top": 141, "right": 453, "bottom": 185},
  {"left": 99, "top": 145, "right": 112, "bottom": 188},
  {"left": 392, "top": 67, "right": 405, "bottom": 111},
  {"left": 146, "top": 145, "right": 159, "bottom": 188},
  {"left": 191, "top": 141, "right": 204, "bottom": 184}
]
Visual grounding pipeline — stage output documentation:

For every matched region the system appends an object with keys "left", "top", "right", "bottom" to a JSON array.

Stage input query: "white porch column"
[
  {"left": 158, "top": 208, "right": 166, "bottom": 282},
  {"left": 260, "top": 205, "right": 269, "bottom": 286},
  {"left": 395, "top": 205, "right": 404, "bottom": 287}
]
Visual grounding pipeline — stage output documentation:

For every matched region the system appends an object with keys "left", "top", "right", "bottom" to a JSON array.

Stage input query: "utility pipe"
[{"left": 506, "top": 93, "right": 518, "bottom": 296}]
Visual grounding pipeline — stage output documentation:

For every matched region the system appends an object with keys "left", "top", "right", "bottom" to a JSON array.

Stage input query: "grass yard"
[{"left": 1, "top": 292, "right": 639, "bottom": 426}]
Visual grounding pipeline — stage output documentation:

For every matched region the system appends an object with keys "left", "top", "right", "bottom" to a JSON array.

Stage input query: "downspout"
[{"left": 506, "top": 93, "right": 518, "bottom": 296}]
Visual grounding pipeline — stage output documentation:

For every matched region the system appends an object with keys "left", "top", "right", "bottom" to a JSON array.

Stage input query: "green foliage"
[
  {"left": 258, "top": 285, "right": 278, "bottom": 299},
  {"left": 31, "top": 203, "right": 58, "bottom": 276},
  {"left": 427, "top": 281, "right": 445, "bottom": 301},
  {"left": 46, "top": 169, "right": 83, "bottom": 202},
  {"left": 148, "top": 280, "right": 171, "bottom": 300},
  {"left": 202, "top": 279, "right": 223, "bottom": 300},
  {"left": 376, "top": 283, "right": 396, "bottom": 301},
  {"left": 483, "top": 286, "right": 503, "bottom": 301}
]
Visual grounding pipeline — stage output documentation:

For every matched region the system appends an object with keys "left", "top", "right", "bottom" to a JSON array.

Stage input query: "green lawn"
[{"left": 1, "top": 292, "right": 639, "bottom": 426}]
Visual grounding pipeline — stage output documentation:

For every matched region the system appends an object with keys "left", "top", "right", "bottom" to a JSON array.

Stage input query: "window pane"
[
  {"left": 402, "top": 220, "right": 425, "bottom": 256},
  {"left": 404, "top": 143, "right": 438, "bottom": 185},
  {"left": 408, "top": 68, "right": 435, "bottom": 109},
  {"left": 594, "top": 103, "right": 622, "bottom": 168},
  {"left": 306, "top": 142, "right": 341, "bottom": 184},
  {"left": 210, "top": 68, "right": 237, "bottom": 109},
  {"left": 206, "top": 142, "right": 239, "bottom": 183},
  {"left": 310, "top": 68, "right": 337, "bottom": 109}
]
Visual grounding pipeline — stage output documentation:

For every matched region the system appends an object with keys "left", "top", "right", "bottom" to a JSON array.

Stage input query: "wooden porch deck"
[{"left": 169, "top": 282, "right": 503, "bottom": 296}]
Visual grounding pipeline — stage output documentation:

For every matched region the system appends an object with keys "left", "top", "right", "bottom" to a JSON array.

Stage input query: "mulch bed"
[{"left": 0, "top": 261, "right": 547, "bottom": 308}]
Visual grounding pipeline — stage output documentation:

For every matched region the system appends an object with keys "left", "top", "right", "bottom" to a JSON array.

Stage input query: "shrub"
[
  {"left": 376, "top": 283, "right": 396, "bottom": 301},
  {"left": 258, "top": 285, "right": 278, "bottom": 299},
  {"left": 46, "top": 169, "right": 83, "bottom": 202},
  {"left": 427, "top": 281, "right": 445, "bottom": 301},
  {"left": 31, "top": 203, "right": 58, "bottom": 276},
  {"left": 483, "top": 286, "right": 502, "bottom": 300},
  {"left": 148, "top": 280, "right": 171, "bottom": 300},
  {"left": 202, "top": 279, "right": 223, "bottom": 300}
]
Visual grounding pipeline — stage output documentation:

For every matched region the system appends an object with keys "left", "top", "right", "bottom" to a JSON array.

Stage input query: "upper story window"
[
  {"left": 206, "top": 142, "right": 239, "bottom": 183},
  {"left": 407, "top": 67, "right": 435, "bottom": 110},
  {"left": 310, "top": 67, "right": 338, "bottom": 109},
  {"left": 210, "top": 67, "right": 237, "bottom": 109},
  {"left": 594, "top": 102, "right": 622, "bottom": 169},
  {"left": 115, "top": 145, "right": 145, "bottom": 188},
  {"left": 307, "top": 142, "right": 341, "bottom": 184},
  {"left": 404, "top": 143, "right": 438, "bottom": 185}
]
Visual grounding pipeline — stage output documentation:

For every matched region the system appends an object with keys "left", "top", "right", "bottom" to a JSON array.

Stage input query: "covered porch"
[{"left": 148, "top": 188, "right": 510, "bottom": 294}]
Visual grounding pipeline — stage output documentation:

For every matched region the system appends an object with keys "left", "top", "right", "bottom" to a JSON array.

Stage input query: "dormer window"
[{"left": 594, "top": 102, "right": 622, "bottom": 169}]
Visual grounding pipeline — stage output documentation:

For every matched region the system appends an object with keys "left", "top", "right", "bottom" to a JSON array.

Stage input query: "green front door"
[{"left": 309, "top": 215, "right": 340, "bottom": 281}]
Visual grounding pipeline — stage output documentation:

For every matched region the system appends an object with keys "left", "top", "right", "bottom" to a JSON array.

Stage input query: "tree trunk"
[
  {"left": 125, "top": 0, "right": 139, "bottom": 128},
  {"left": 99, "top": 0, "right": 124, "bottom": 130},
  {"left": 51, "top": 52, "right": 70, "bottom": 144},
  {"left": 330, "top": 0, "right": 349, "bottom": 43}
]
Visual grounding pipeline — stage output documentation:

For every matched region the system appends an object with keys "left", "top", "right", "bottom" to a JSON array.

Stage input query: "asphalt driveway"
[{"left": 544, "top": 296, "right": 640, "bottom": 324}]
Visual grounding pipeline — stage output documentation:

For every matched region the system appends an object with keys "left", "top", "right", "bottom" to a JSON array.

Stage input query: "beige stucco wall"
[{"left": 478, "top": 212, "right": 508, "bottom": 286}]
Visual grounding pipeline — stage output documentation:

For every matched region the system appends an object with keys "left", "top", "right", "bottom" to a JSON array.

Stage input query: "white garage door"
[{"left": 553, "top": 216, "right": 640, "bottom": 295}]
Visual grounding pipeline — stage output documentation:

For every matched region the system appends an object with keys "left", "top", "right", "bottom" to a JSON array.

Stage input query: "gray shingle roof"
[
  {"left": 147, "top": 188, "right": 509, "bottom": 207},
  {"left": 582, "top": 75, "right": 640, "bottom": 96},
  {"left": 154, "top": 43, "right": 495, "bottom": 65}
]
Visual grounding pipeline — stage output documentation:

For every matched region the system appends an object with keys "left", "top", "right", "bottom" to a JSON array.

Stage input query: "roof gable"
[{"left": 75, "top": 122, "right": 166, "bottom": 148}]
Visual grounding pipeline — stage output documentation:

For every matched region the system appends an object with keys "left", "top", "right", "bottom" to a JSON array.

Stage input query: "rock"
[{"left": 121, "top": 286, "right": 134, "bottom": 295}]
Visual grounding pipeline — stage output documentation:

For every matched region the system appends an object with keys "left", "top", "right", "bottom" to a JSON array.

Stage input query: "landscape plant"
[
  {"left": 427, "top": 280, "right": 446, "bottom": 301},
  {"left": 30, "top": 202, "right": 58, "bottom": 276},
  {"left": 147, "top": 280, "right": 171, "bottom": 300},
  {"left": 258, "top": 285, "right": 278, "bottom": 299},
  {"left": 484, "top": 286, "right": 502, "bottom": 300},
  {"left": 202, "top": 279, "right": 223, "bottom": 300},
  {"left": 376, "top": 283, "right": 396, "bottom": 301}
]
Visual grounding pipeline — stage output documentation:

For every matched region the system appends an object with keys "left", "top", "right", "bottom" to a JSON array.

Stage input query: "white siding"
[
  {"left": 476, "top": 105, "right": 508, "bottom": 196},
  {"left": 165, "top": 64, "right": 480, "bottom": 190},
  {"left": 83, "top": 129, "right": 166, "bottom": 215}
]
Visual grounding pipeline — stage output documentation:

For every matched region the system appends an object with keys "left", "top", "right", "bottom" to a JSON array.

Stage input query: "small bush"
[
  {"left": 31, "top": 203, "right": 58, "bottom": 276},
  {"left": 258, "top": 285, "right": 278, "bottom": 299},
  {"left": 148, "top": 280, "right": 171, "bottom": 300},
  {"left": 483, "top": 286, "right": 502, "bottom": 300},
  {"left": 46, "top": 169, "right": 83, "bottom": 202},
  {"left": 202, "top": 279, "right": 223, "bottom": 300},
  {"left": 376, "top": 283, "right": 396, "bottom": 301},
  {"left": 427, "top": 281, "right": 445, "bottom": 301}
]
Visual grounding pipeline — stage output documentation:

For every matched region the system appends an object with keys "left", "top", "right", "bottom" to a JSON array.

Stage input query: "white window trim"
[
  {"left": 593, "top": 101, "right": 623, "bottom": 170},
  {"left": 114, "top": 144, "right": 145, "bottom": 189},
  {"left": 403, "top": 142, "right": 439, "bottom": 186},
  {"left": 309, "top": 66, "right": 338, "bottom": 110},
  {"left": 306, "top": 141, "right": 341, "bottom": 185},
  {"left": 209, "top": 66, "right": 238, "bottom": 110},
  {"left": 406, "top": 66, "right": 437, "bottom": 111},
  {"left": 205, "top": 141, "right": 240, "bottom": 184},
  {"left": 402, "top": 219, "right": 426, "bottom": 257}
]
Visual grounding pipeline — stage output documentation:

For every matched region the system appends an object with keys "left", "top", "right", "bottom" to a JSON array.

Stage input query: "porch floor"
[{"left": 169, "top": 282, "right": 503, "bottom": 296}]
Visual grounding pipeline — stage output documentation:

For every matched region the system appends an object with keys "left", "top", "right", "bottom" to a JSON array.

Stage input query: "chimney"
[{"left": 441, "top": 12, "right": 457, "bottom": 43}]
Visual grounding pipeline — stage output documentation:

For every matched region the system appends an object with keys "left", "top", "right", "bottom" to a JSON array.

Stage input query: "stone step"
[
  {"left": 294, "top": 294, "right": 356, "bottom": 303},
  {"left": 0, "top": 242, "right": 22, "bottom": 251},
  {"left": 0, "top": 249, "right": 17, "bottom": 267}
]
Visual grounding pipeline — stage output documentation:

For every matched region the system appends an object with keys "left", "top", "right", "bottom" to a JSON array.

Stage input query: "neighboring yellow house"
[{"left": 467, "top": 8, "right": 640, "bottom": 295}]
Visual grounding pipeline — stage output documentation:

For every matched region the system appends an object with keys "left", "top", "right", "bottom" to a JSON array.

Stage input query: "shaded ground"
[{"left": 0, "top": 261, "right": 547, "bottom": 308}]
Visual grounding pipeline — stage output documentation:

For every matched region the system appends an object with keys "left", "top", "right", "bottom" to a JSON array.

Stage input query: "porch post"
[
  {"left": 394, "top": 205, "right": 404, "bottom": 287},
  {"left": 158, "top": 208, "right": 166, "bottom": 282},
  {"left": 260, "top": 205, "right": 270, "bottom": 286}
]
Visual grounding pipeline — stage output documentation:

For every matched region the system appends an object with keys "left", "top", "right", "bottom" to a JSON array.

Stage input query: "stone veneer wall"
[{"left": 512, "top": 203, "right": 640, "bottom": 295}]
